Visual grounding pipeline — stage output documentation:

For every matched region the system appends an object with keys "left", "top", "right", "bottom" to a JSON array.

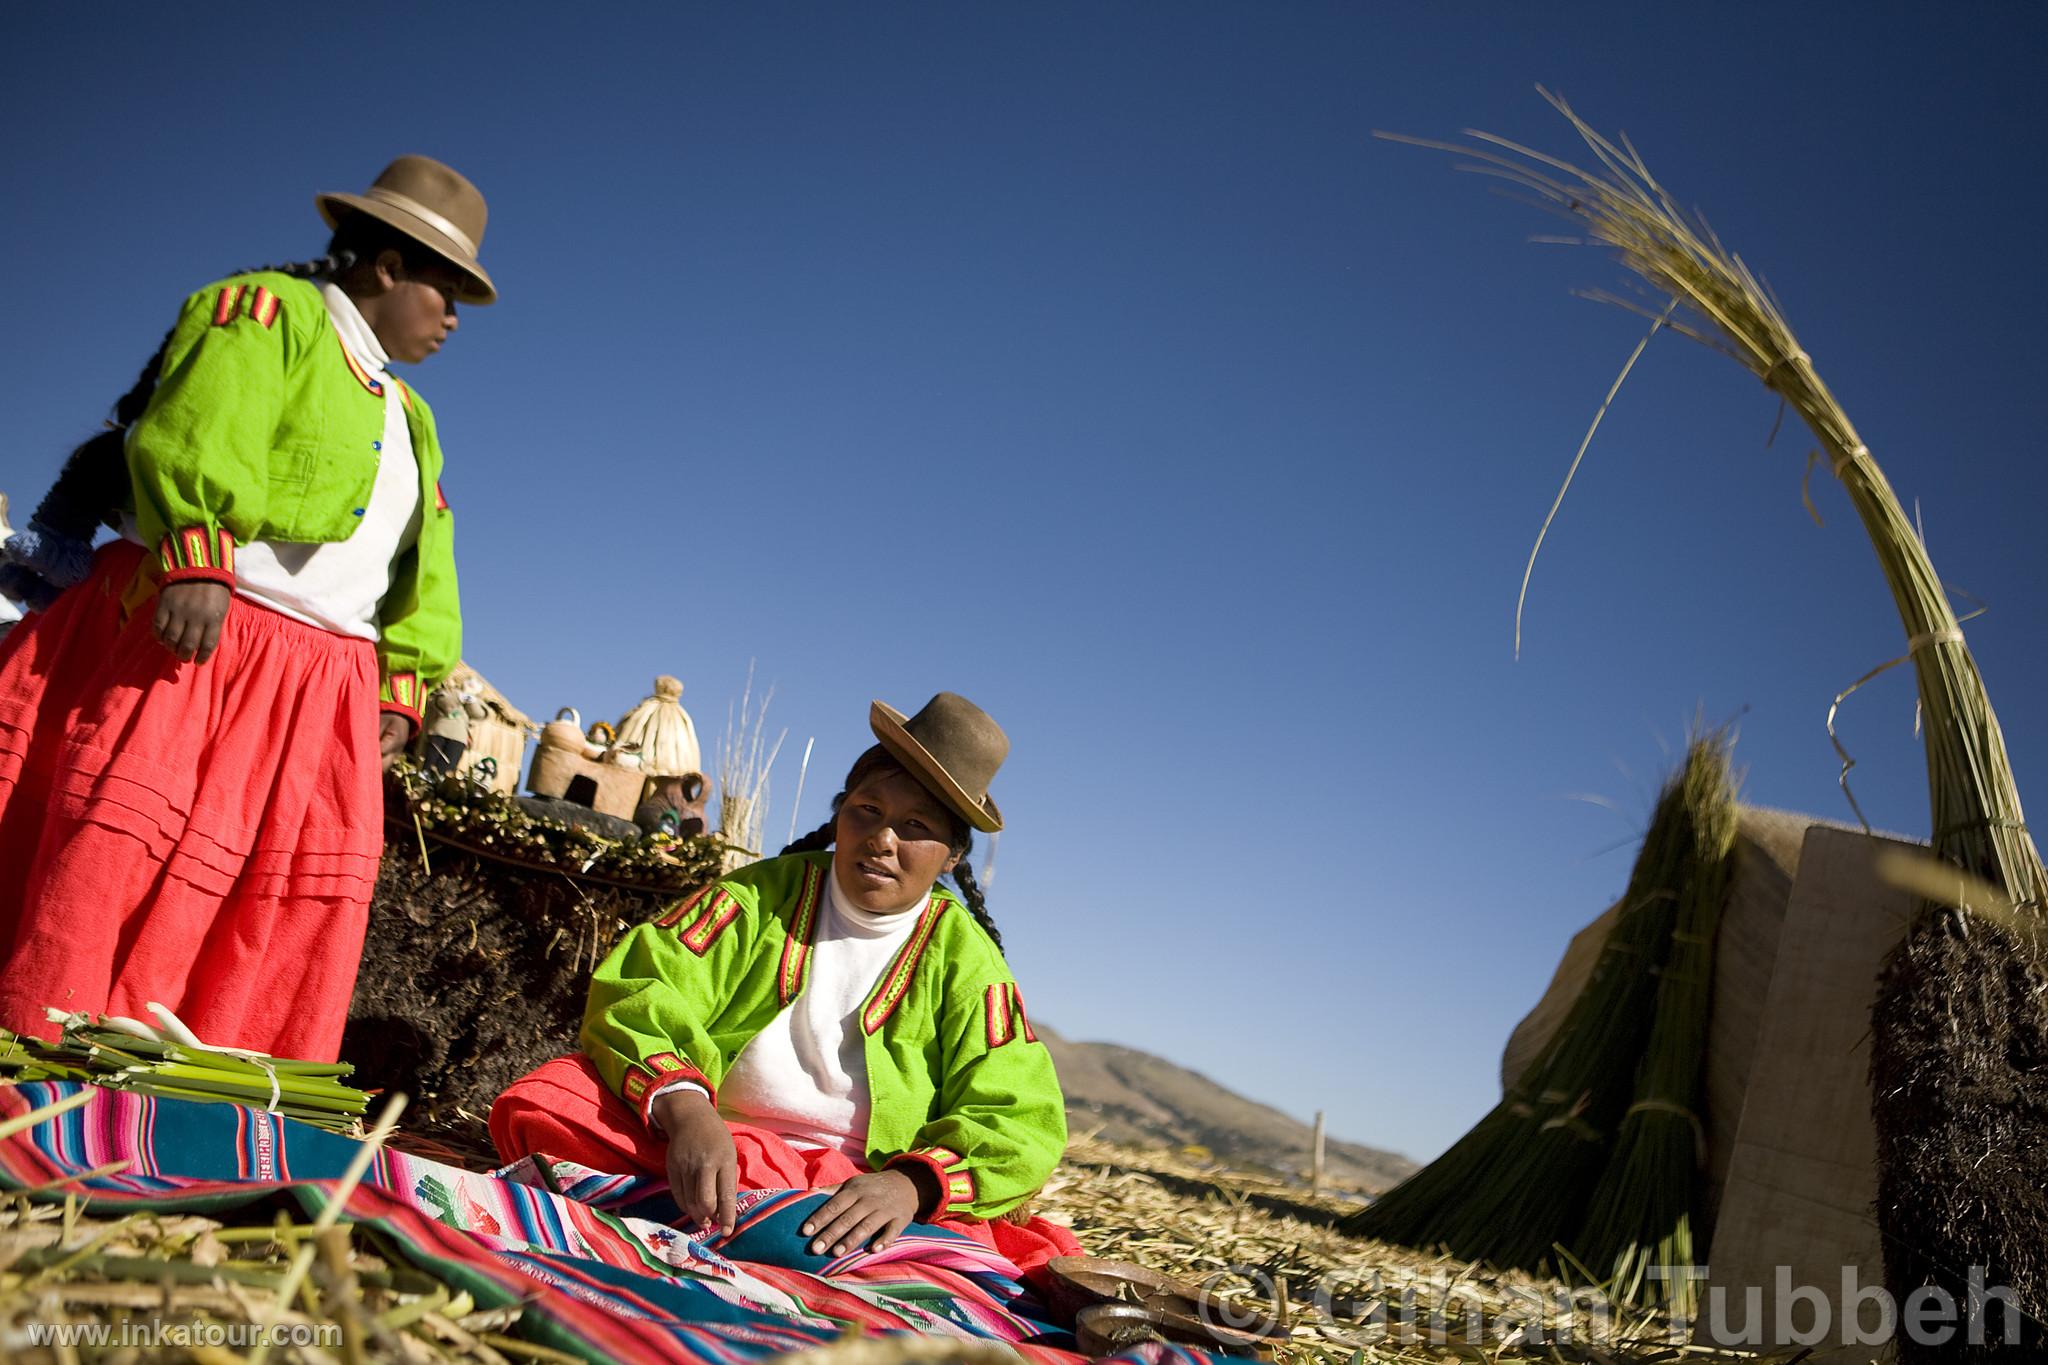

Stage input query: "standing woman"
[{"left": 0, "top": 156, "right": 494, "bottom": 1061}]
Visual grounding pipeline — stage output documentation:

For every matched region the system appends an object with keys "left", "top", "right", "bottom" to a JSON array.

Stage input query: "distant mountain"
[{"left": 1037, "top": 1023, "right": 1418, "bottom": 1193}]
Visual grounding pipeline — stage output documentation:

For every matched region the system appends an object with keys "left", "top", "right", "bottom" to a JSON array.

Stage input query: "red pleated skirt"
[
  {"left": 490, "top": 1053, "right": 1085, "bottom": 1279},
  {"left": 0, "top": 541, "right": 383, "bottom": 1060}
]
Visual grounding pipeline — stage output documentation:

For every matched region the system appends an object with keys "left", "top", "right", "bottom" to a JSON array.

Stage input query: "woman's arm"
[
  {"left": 579, "top": 883, "right": 749, "bottom": 1123},
  {"left": 127, "top": 281, "right": 296, "bottom": 591},
  {"left": 581, "top": 881, "right": 757, "bottom": 1232},
  {"left": 886, "top": 972, "right": 1067, "bottom": 1222}
]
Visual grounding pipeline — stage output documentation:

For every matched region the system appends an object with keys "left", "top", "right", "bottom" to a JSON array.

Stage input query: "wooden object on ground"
[{"left": 1696, "top": 825, "right": 1915, "bottom": 1360}]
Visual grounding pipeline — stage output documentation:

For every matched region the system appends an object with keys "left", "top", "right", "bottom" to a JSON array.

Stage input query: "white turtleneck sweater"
[
  {"left": 653, "top": 867, "right": 925, "bottom": 1160},
  {"left": 170, "top": 282, "right": 423, "bottom": 639}
]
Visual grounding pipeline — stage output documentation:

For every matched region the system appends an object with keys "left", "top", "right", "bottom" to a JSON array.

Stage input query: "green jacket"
[
  {"left": 123, "top": 272, "right": 462, "bottom": 722},
  {"left": 582, "top": 852, "right": 1067, "bottom": 1221}
]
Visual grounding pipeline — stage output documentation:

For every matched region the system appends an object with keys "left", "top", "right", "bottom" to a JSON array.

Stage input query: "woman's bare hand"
[
  {"left": 800, "top": 1168, "right": 929, "bottom": 1256},
  {"left": 379, "top": 713, "right": 414, "bottom": 768},
  {"left": 652, "top": 1090, "right": 737, "bottom": 1236},
  {"left": 153, "top": 581, "right": 231, "bottom": 662}
]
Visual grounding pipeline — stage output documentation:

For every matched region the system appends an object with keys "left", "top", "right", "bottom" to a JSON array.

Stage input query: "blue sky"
[{"left": 6, "top": 3, "right": 2045, "bottom": 1163}]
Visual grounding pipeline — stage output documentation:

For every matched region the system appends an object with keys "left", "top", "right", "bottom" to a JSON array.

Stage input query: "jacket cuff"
[
  {"left": 157, "top": 527, "right": 237, "bottom": 589},
  {"left": 620, "top": 1051, "right": 717, "bottom": 1127},
  {"left": 379, "top": 671, "right": 424, "bottom": 727},
  {"left": 886, "top": 1145, "right": 977, "bottom": 1220}
]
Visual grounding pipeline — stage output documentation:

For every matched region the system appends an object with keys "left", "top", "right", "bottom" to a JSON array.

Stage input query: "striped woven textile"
[{"left": 0, "top": 1083, "right": 1250, "bottom": 1364}]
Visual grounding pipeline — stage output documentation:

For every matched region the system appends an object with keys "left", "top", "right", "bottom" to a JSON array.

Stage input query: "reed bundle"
[
  {"left": 1390, "top": 93, "right": 2047, "bottom": 1355},
  {"left": 1572, "top": 737, "right": 1738, "bottom": 1315},
  {"left": 1343, "top": 737, "right": 1739, "bottom": 1286},
  {"left": 0, "top": 1017, "right": 369, "bottom": 1134}
]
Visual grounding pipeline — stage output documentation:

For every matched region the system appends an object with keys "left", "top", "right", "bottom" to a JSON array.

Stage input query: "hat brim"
[
  {"left": 870, "top": 701, "right": 1003, "bottom": 834},
  {"left": 317, "top": 192, "right": 497, "bottom": 305}
]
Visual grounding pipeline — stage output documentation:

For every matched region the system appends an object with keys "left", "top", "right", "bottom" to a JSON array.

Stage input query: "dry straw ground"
[{"left": 2, "top": 1123, "right": 1840, "bottom": 1364}]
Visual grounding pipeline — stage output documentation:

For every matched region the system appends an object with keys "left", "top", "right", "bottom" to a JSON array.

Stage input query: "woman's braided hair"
[{"left": 779, "top": 744, "right": 1003, "bottom": 951}]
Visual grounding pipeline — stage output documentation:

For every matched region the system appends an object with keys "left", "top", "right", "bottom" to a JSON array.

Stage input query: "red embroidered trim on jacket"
[
  {"left": 861, "top": 896, "right": 947, "bottom": 1035},
  {"left": 157, "top": 527, "right": 237, "bottom": 586},
  {"left": 1010, "top": 983, "right": 1036, "bottom": 1043},
  {"left": 655, "top": 884, "right": 714, "bottom": 930},
  {"left": 336, "top": 331, "right": 385, "bottom": 397},
  {"left": 621, "top": 1050, "right": 716, "bottom": 1125},
  {"left": 777, "top": 862, "right": 825, "bottom": 1006},
  {"left": 983, "top": 982, "right": 1038, "bottom": 1049},
  {"left": 986, "top": 985, "right": 1016, "bottom": 1049},
  {"left": 679, "top": 889, "right": 741, "bottom": 956}
]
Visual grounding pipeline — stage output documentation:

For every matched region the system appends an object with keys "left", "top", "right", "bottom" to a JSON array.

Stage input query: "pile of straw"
[
  {"left": 1050, "top": 1133, "right": 1810, "bottom": 1365},
  {"left": 1342, "top": 736, "right": 1739, "bottom": 1303},
  {"left": 1389, "top": 93, "right": 2047, "bottom": 1356}
]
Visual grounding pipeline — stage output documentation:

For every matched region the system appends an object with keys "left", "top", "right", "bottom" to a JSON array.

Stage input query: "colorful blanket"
[{"left": 0, "top": 1083, "right": 1245, "bottom": 1364}]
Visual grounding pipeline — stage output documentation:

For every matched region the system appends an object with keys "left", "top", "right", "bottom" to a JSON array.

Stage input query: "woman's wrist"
[
  {"left": 888, "top": 1161, "right": 944, "bottom": 1220},
  {"left": 650, "top": 1086, "right": 714, "bottom": 1135}
]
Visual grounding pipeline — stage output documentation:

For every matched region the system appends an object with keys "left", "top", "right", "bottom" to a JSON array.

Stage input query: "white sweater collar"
[{"left": 320, "top": 281, "right": 391, "bottom": 377}]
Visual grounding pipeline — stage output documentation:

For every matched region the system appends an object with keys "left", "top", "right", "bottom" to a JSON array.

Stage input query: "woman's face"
[
  {"left": 365, "top": 250, "right": 463, "bottom": 364},
  {"left": 832, "top": 770, "right": 960, "bottom": 914}
]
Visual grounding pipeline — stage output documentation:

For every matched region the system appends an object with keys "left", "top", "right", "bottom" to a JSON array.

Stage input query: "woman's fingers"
[
  {"left": 689, "top": 1161, "right": 724, "bottom": 1228},
  {"left": 173, "top": 611, "right": 204, "bottom": 661},
  {"left": 833, "top": 1209, "right": 894, "bottom": 1256},
  {"left": 803, "top": 1192, "right": 862, "bottom": 1253},
  {"left": 715, "top": 1154, "right": 737, "bottom": 1235},
  {"left": 195, "top": 610, "right": 224, "bottom": 664}
]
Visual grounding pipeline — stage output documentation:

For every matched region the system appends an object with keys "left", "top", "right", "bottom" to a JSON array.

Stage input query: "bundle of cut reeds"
[
  {"left": 0, "top": 1013, "right": 369, "bottom": 1134},
  {"left": 1392, "top": 93, "right": 2047, "bottom": 1356},
  {"left": 1572, "top": 736, "right": 1739, "bottom": 1315},
  {"left": 1344, "top": 736, "right": 1739, "bottom": 1279}
]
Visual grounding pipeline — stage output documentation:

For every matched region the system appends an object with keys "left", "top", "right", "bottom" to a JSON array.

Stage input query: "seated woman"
[{"left": 491, "top": 692, "right": 1082, "bottom": 1277}]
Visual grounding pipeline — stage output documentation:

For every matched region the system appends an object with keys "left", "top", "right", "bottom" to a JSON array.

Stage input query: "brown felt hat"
[
  {"left": 870, "top": 693, "right": 1007, "bottom": 834},
  {"left": 316, "top": 155, "right": 497, "bottom": 305}
]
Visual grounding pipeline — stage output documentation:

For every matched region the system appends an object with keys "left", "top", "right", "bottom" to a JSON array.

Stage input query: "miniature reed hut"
[{"left": 439, "top": 663, "right": 534, "bottom": 795}]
